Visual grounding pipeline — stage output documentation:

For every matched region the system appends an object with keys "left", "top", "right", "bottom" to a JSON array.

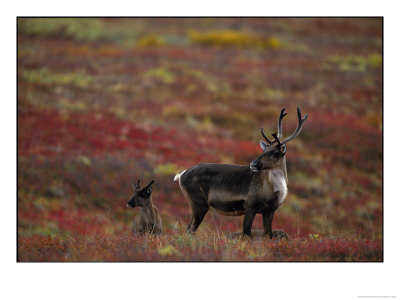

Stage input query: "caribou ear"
[
  {"left": 144, "top": 186, "right": 153, "bottom": 196},
  {"left": 281, "top": 144, "right": 287, "bottom": 155},
  {"left": 260, "top": 140, "right": 268, "bottom": 152},
  {"left": 142, "top": 179, "right": 155, "bottom": 196}
]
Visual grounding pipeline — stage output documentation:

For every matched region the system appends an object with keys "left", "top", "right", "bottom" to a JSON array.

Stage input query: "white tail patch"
[{"left": 174, "top": 170, "right": 186, "bottom": 181}]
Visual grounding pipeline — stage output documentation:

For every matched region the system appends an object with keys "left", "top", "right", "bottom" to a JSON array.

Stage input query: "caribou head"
[
  {"left": 127, "top": 179, "right": 155, "bottom": 208},
  {"left": 250, "top": 107, "right": 308, "bottom": 172}
]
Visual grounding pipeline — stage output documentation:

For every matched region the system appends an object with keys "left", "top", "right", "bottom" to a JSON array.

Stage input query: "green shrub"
[
  {"left": 142, "top": 67, "right": 175, "bottom": 84},
  {"left": 18, "top": 18, "right": 104, "bottom": 41},
  {"left": 22, "top": 68, "right": 92, "bottom": 88}
]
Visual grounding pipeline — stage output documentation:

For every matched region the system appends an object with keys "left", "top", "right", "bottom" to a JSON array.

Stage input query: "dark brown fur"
[
  {"left": 127, "top": 179, "right": 162, "bottom": 234},
  {"left": 177, "top": 159, "right": 285, "bottom": 237},
  {"left": 132, "top": 204, "right": 162, "bottom": 234}
]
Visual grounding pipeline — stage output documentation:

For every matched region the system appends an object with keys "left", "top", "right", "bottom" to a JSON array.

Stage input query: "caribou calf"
[
  {"left": 174, "top": 107, "right": 308, "bottom": 238},
  {"left": 127, "top": 179, "right": 162, "bottom": 234}
]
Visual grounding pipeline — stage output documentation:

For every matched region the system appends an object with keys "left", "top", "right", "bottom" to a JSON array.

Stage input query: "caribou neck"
[
  {"left": 279, "top": 156, "right": 288, "bottom": 184},
  {"left": 139, "top": 198, "right": 156, "bottom": 220},
  {"left": 259, "top": 157, "right": 288, "bottom": 185}
]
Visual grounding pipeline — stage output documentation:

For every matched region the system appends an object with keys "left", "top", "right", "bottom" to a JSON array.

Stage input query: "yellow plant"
[
  {"left": 154, "top": 163, "right": 182, "bottom": 176},
  {"left": 267, "top": 37, "right": 281, "bottom": 49},
  {"left": 365, "top": 112, "right": 382, "bottom": 128},
  {"left": 163, "top": 105, "right": 186, "bottom": 119},
  {"left": 142, "top": 67, "right": 175, "bottom": 84},
  {"left": 78, "top": 155, "right": 91, "bottom": 166},
  {"left": 188, "top": 30, "right": 280, "bottom": 49},
  {"left": 309, "top": 233, "right": 320, "bottom": 240},
  {"left": 328, "top": 53, "right": 382, "bottom": 72},
  {"left": 158, "top": 245, "right": 178, "bottom": 256},
  {"left": 136, "top": 35, "right": 165, "bottom": 48}
]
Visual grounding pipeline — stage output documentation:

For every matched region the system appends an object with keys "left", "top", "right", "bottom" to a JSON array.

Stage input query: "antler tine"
[
  {"left": 277, "top": 108, "right": 287, "bottom": 139},
  {"left": 260, "top": 128, "right": 272, "bottom": 145},
  {"left": 271, "top": 132, "right": 282, "bottom": 147},
  {"left": 143, "top": 179, "right": 155, "bottom": 190},
  {"left": 132, "top": 179, "right": 141, "bottom": 191},
  {"left": 281, "top": 107, "right": 308, "bottom": 145}
]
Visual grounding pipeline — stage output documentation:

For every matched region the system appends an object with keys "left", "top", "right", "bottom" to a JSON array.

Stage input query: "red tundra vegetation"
[{"left": 17, "top": 18, "right": 382, "bottom": 261}]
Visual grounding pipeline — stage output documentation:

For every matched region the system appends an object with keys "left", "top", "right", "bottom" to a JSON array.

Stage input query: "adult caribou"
[{"left": 174, "top": 107, "right": 308, "bottom": 238}]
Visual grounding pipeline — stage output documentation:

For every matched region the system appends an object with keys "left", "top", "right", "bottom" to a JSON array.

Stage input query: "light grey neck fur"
[
  {"left": 279, "top": 156, "right": 288, "bottom": 184},
  {"left": 267, "top": 157, "right": 288, "bottom": 205}
]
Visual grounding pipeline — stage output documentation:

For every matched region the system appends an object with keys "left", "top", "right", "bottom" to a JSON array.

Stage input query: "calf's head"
[{"left": 127, "top": 179, "right": 155, "bottom": 208}]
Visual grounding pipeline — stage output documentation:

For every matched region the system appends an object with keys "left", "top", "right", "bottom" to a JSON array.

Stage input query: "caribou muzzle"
[
  {"left": 250, "top": 160, "right": 262, "bottom": 172},
  {"left": 127, "top": 201, "right": 136, "bottom": 208}
]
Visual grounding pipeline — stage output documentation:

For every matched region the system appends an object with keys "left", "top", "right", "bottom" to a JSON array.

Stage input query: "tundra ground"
[{"left": 18, "top": 18, "right": 382, "bottom": 262}]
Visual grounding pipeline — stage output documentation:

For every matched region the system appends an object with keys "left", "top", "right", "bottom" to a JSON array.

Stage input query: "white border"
[{"left": 2, "top": 1, "right": 399, "bottom": 299}]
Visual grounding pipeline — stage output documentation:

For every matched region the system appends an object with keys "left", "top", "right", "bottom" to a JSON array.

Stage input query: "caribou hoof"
[
  {"left": 229, "top": 232, "right": 253, "bottom": 239},
  {"left": 229, "top": 230, "right": 288, "bottom": 240}
]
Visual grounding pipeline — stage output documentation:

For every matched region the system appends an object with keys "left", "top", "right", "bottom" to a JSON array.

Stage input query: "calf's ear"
[{"left": 144, "top": 187, "right": 152, "bottom": 196}]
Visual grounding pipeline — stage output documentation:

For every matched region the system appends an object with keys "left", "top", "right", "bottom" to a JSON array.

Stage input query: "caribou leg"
[
  {"left": 262, "top": 211, "right": 275, "bottom": 239},
  {"left": 187, "top": 204, "right": 208, "bottom": 234},
  {"left": 243, "top": 209, "right": 256, "bottom": 237}
]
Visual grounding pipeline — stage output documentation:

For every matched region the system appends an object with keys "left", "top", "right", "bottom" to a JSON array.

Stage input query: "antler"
[
  {"left": 261, "top": 107, "right": 307, "bottom": 147},
  {"left": 260, "top": 128, "right": 272, "bottom": 145},
  {"left": 271, "top": 132, "right": 282, "bottom": 147},
  {"left": 277, "top": 108, "right": 287, "bottom": 139},
  {"left": 132, "top": 179, "right": 141, "bottom": 191},
  {"left": 281, "top": 107, "right": 308, "bottom": 145},
  {"left": 143, "top": 179, "right": 155, "bottom": 190}
]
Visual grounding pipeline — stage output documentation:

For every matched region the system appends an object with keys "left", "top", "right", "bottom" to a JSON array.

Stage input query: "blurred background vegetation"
[{"left": 17, "top": 18, "right": 382, "bottom": 260}]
